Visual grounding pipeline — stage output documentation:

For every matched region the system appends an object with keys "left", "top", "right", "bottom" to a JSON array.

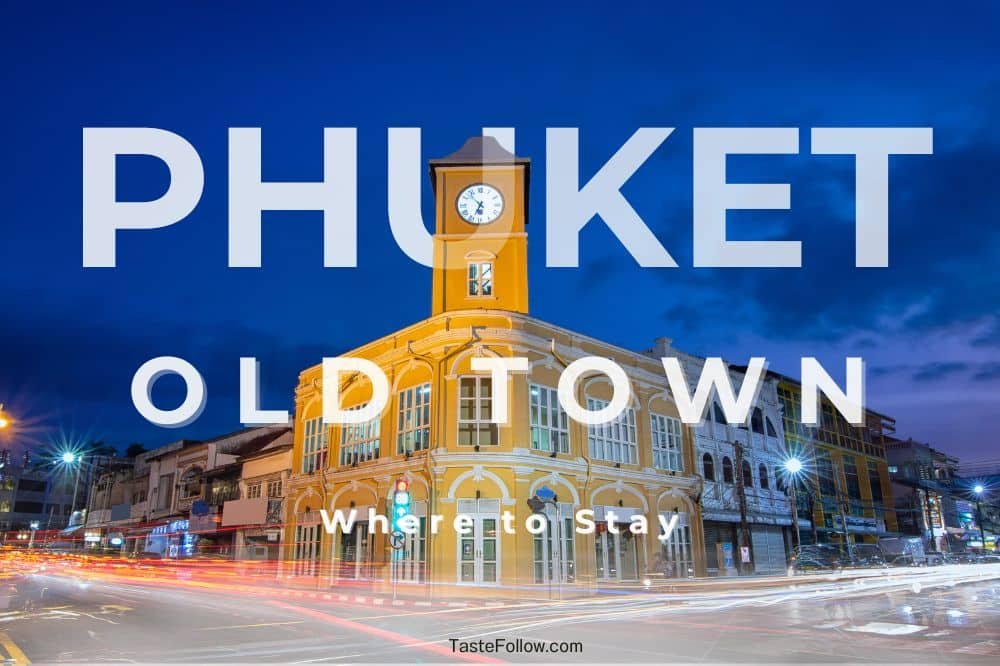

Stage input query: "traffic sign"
[{"left": 536, "top": 485, "right": 556, "bottom": 501}]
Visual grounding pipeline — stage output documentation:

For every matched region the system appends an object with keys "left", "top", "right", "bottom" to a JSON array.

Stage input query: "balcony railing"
[
  {"left": 207, "top": 487, "right": 241, "bottom": 506},
  {"left": 265, "top": 498, "right": 284, "bottom": 525}
]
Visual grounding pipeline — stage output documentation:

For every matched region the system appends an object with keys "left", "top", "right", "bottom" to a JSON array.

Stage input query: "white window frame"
[
  {"left": 292, "top": 523, "right": 321, "bottom": 577},
  {"left": 467, "top": 262, "right": 494, "bottom": 297},
  {"left": 301, "top": 417, "right": 328, "bottom": 474},
  {"left": 587, "top": 399, "right": 637, "bottom": 465},
  {"left": 397, "top": 384, "right": 431, "bottom": 454},
  {"left": 266, "top": 479, "right": 282, "bottom": 498},
  {"left": 659, "top": 511, "right": 693, "bottom": 578},
  {"left": 529, "top": 384, "right": 570, "bottom": 453},
  {"left": 458, "top": 376, "right": 498, "bottom": 447},
  {"left": 246, "top": 482, "right": 262, "bottom": 499},
  {"left": 339, "top": 404, "right": 381, "bottom": 466},
  {"left": 651, "top": 413, "right": 684, "bottom": 472}
]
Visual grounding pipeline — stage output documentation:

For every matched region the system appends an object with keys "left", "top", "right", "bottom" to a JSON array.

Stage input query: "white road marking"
[{"left": 844, "top": 622, "right": 928, "bottom": 635}]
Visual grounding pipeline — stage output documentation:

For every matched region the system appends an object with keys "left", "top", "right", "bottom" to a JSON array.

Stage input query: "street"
[{"left": 1, "top": 564, "right": 1000, "bottom": 663}]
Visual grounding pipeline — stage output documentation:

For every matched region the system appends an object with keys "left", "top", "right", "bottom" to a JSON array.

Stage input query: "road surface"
[{"left": 2, "top": 565, "right": 999, "bottom": 663}]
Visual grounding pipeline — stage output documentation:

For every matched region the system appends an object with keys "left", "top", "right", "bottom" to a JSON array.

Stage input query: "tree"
[{"left": 125, "top": 443, "right": 147, "bottom": 458}]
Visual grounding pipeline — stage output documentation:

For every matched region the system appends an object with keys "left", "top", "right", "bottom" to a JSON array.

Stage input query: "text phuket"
[{"left": 82, "top": 127, "right": 931, "bottom": 270}]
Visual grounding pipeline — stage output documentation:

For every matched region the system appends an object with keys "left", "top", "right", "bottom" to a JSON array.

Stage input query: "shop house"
[{"left": 283, "top": 137, "right": 705, "bottom": 593}]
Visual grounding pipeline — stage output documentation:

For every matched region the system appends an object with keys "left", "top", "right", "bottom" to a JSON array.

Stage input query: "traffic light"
[
  {"left": 392, "top": 478, "right": 411, "bottom": 533},
  {"left": 527, "top": 496, "right": 546, "bottom": 514}
]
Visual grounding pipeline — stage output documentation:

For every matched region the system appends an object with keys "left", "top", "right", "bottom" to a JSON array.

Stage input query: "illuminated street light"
[
  {"left": 784, "top": 457, "right": 804, "bottom": 554},
  {"left": 0, "top": 403, "right": 11, "bottom": 429},
  {"left": 973, "top": 484, "right": 987, "bottom": 553},
  {"left": 59, "top": 449, "right": 85, "bottom": 523}
]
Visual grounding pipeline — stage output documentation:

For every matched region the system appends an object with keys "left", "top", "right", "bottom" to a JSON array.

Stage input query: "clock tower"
[{"left": 428, "top": 137, "right": 530, "bottom": 315}]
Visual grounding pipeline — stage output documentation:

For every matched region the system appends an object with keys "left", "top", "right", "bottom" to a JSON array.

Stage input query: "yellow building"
[
  {"left": 282, "top": 137, "right": 705, "bottom": 594},
  {"left": 775, "top": 375, "right": 898, "bottom": 547}
]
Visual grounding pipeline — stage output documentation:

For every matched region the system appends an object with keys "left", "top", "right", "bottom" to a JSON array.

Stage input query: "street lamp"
[
  {"left": 0, "top": 403, "right": 11, "bottom": 430},
  {"left": 59, "top": 450, "right": 85, "bottom": 524},
  {"left": 784, "top": 457, "right": 804, "bottom": 551},
  {"left": 974, "top": 485, "right": 987, "bottom": 553}
]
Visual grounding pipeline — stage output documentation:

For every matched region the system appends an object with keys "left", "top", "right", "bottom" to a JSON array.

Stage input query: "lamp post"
[
  {"left": 974, "top": 484, "right": 987, "bottom": 552},
  {"left": 0, "top": 404, "right": 10, "bottom": 430},
  {"left": 61, "top": 451, "right": 84, "bottom": 523},
  {"left": 784, "top": 457, "right": 803, "bottom": 551}
]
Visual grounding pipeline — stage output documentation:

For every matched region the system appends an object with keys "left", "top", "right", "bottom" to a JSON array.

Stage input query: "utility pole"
[
  {"left": 832, "top": 460, "right": 854, "bottom": 561},
  {"left": 733, "top": 439, "right": 753, "bottom": 574},
  {"left": 787, "top": 471, "right": 801, "bottom": 551}
]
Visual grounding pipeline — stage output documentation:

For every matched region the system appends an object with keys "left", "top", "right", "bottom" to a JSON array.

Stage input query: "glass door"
[
  {"left": 595, "top": 524, "right": 639, "bottom": 581},
  {"left": 457, "top": 514, "right": 499, "bottom": 584},
  {"left": 393, "top": 516, "right": 426, "bottom": 583},
  {"left": 533, "top": 509, "right": 575, "bottom": 584},
  {"left": 338, "top": 522, "right": 374, "bottom": 580}
]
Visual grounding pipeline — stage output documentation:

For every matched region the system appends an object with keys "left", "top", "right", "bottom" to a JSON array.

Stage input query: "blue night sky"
[{"left": 1, "top": 2, "right": 998, "bottom": 462}]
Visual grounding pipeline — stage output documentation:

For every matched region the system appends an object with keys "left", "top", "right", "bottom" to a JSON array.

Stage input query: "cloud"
[
  {"left": 911, "top": 361, "right": 970, "bottom": 382},
  {"left": 0, "top": 299, "right": 345, "bottom": 449},
  {"left": 972, "top": 362, "right": 1000, "bottom": 382}
]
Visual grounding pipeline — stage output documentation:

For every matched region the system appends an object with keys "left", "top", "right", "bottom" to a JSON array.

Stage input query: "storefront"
[
  {"left": 593, "top": 505, "right": 643, "bottom": 582},
  {"left": 332, "top": 504, "right": 379, "bottom": 581},
  {"left": 145, "top": 519, "right": 195, "bottom": 558}
]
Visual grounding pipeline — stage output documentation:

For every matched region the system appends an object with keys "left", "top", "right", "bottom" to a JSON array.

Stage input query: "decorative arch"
[
  {"left": 656, "top": 488, "right": 696, "bottom": 513},
  {"left": 528, "top": 471, "right": 580, "bottom": 505},
  {"left": 527, "top": 355, "right": 560, "bottom": 374},
  {"left": 445, "top": 465, "right": 512, "bottom": 502},
  {"left": 291, "top": 487, "right": 320, "bottom": 515},
  {"left": 384, "top": 470, "right": 430, "bottom": 500},
  {"left": 581, "top": 375, "right": 640, "bottom": 412},
  {"left": 464, "top": 249, "right": 497, "bottom": 261},
  {"left": 447, "top": 345, "right": 504, "bottom": 377},
  {"left": 299, "top": 393, "right": 322, "bottom": 420},
  {"left": 340, "top": 375, "right": 375, "bottom": 407},
  {"left": 328, "top": 479, "right": 380, "bottom": 509},
  {"left": 589, "top": 480, "right": 649, "bottom": 512},
  {"left": 645, "top": 388, "right": 676, "bottom": 411},
  {"left": 391, "top": 358, "right": 435, "bottom": 394}
]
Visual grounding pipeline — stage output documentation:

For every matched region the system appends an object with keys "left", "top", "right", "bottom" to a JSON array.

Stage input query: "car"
[
  {"left": 844, "top": 544, "right": 887, "bottom": 568},
  {"left": 788, "top": 544, "right": 846, "bottom": 573}
]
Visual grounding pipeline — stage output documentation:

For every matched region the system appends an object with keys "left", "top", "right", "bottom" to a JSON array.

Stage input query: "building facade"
[
  {"left": 1, "top": 448, "right": 77, "bottom": 534},
  {"left": 283, "top": 138, "right": 705, "bottom": 592},
  {"left": 775, "top": 375, "right": 898, "bottom": 549},
  {"left": 675, "top": 355, "right": 797, "bottom": 574}
]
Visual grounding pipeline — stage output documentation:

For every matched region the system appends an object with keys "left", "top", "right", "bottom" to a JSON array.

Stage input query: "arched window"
[
  {"left": 0, "top": 500, "right": 9, "bottom": 513},
  {"left": 751, "top": 408, "right": 764, "bottom": 435},
  {"left": 722, "top": 457, "right": 734, "bottom": 484},
  {"left": 179, "top": 466, "right": 202, "bottom": 499},
  {"left": 758, "top": 464, "right": 769, "bottom": 490},
  {"left": 765, "top": 417, "right": 777, "bottom": 438},
  {"left": 703, "top": 453, "right": 715, "bottom": 481},
  {"left": 742, "top": 460, "right": 753, "bottom": 487},
  {"left": 712, "top": 402, "right": 727, "bottom": 424}
]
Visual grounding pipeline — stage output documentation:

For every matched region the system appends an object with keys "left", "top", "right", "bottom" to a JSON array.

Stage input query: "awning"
[{"left": 58, "top": 525, "right": 84, "bottom": 535}]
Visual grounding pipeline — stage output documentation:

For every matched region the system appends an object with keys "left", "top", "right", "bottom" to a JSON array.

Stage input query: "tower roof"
[
  {"left": 427, "top": 136, "right": 531, "bottom": 220},
  {"left": 429, "top": 135, "right": 529, "bottom": 168}
]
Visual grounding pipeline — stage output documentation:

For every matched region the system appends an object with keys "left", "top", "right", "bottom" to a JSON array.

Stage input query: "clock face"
[{"left": 456, "top": 184, "right": 504, "bottom": 225}]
